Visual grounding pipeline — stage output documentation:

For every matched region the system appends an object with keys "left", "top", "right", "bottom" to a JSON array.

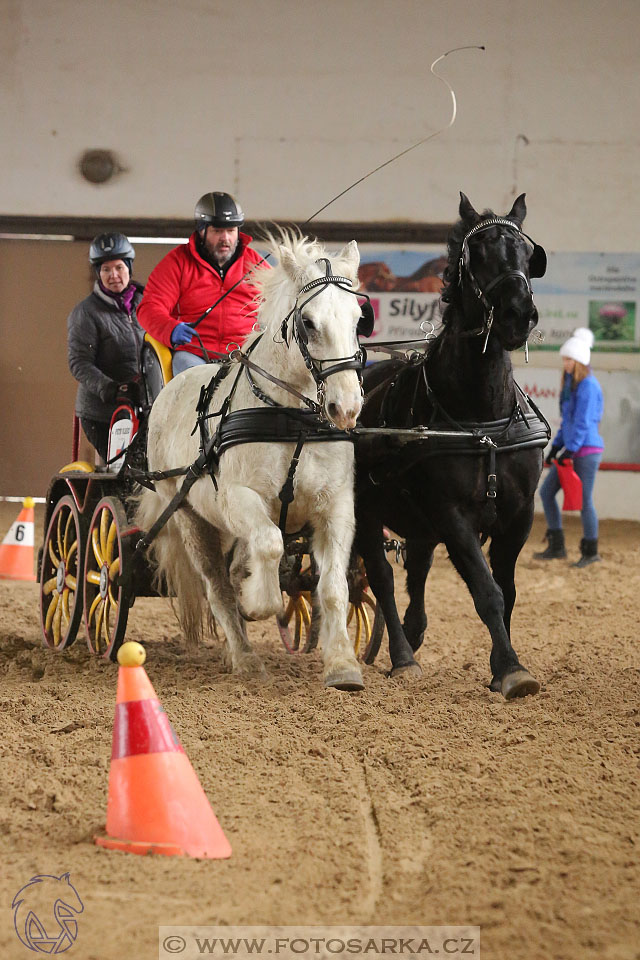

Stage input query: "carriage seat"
[{"left": 140, "top": 334, "right": 174, "bottom": 406}]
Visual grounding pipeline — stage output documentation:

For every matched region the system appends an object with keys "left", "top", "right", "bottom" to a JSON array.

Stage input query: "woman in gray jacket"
[{"left": 67, "top": 233, "right": 144, "bottom": 461}]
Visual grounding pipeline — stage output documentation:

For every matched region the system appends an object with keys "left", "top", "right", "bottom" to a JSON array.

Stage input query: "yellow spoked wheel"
[
  {"left": 348, "top": 589, "right": 385, "bottom": 664},
  {"left": 277, "top": 551, "right": 386, "bottom": 661},
  {"left": 84, "top": 497, "right": 134, "bottom": 661},
  {"left": 277, "top": 590, "right": 316, "bottom": 653},
  {"left": 40, "top": 495, "right": 85, "bottom": 651}
]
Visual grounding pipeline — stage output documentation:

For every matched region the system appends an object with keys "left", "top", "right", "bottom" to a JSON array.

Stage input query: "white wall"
[
  {"left": 572, "top": 471, "right": 640, "bottom": 522},
  {"left": 2, "top": 0, "right": 639, "bottom": 248}
]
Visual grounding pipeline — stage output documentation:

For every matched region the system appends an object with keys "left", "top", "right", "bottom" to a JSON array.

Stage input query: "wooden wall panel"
[{"left": 0, "top": 239, "right": 174, "bottom": 495}]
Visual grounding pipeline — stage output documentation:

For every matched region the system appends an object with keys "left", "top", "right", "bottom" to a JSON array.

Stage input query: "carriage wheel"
[
  {"left": 347, "top": 554, "right": 385, "bottom": 664},
  {"left": 40, "top": 495, "right": 85, "bottom": 651},
  {"left": 277, "top": 590, "right": 316, "bottom": 654},
  {"left": 278, "top": 589, "right": 384, "bottom": 661},
  {"left": 84, "top": 497, "right": 134, "bottom": 661},
  {"left": 349, "top": 590, "right": 385, "bottom": 665}
]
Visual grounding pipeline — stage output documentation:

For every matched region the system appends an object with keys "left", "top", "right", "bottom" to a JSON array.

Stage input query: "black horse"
[{"left": 354, "top": 193, "right": 550, "bottom": 700}]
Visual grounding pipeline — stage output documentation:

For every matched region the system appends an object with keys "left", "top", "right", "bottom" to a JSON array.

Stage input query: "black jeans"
[{"left": 81, "top": 418, "right": 110, "bottom": 462}]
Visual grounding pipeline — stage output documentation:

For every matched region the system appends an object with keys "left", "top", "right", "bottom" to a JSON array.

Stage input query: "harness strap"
[
  {"left": 515, "top": 381, "right": 551, "bottom": 435},
  {"left": 210, "top": 407, "right": 351, "bottom": 535},
  {"left": 196, "top": 342, "right": 258, "bottom": 484},
  {"left": 365, "top": 336, "right": 437, "bottom": 359},
  {"left": 126, "top": 464, "right": 191, "bottom": 491},
  {"left": 421, "top": 365, "right": 527, "bottom": 443},
  {"left": 487, "top": 444, "right": 497, "bottom": 499},
  {"left": 195, "top": 363, "right": 232, "bottom": 432},
  {"left": 379, "top": 378, "right": 397, "bottom": 426},
  {"left": 135, "top": 452, "right": 208, "bottom": 552},
  {"left": 362, "top": 364, "right": 550, "bottom": 494},
  {"left": 278, "top": 432, "right": 308, "bottom": 533},
  {"left": 214, "top": 407, "right": 348, "bottom": 455}
]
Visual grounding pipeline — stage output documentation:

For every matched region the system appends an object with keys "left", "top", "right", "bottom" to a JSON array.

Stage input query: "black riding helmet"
[
  {"left": 89, "top": 233, "right": 135, "bottom": 273},
  {"left": 194, "top": 192, "right": 244, "bottom": 231}
]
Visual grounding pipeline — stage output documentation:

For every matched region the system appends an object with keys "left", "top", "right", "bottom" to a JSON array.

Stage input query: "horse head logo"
[{"left": 12, "top": 873, "right": 84, "bottom": 954}]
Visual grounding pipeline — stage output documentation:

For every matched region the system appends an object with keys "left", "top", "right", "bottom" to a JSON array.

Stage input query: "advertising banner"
[
  {"left": 356, "top": 247, "right": 640, "bottom": 352},
  {"left": 529, "top": 252, "right": 640, "bottom": 352},
  {"left": 357, "top": 246, "right": 446, "bottom": 344}
]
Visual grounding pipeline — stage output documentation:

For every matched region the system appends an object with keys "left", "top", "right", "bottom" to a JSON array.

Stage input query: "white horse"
[{"left": 136, "top": 231, "right": 367, "bottom": 689}]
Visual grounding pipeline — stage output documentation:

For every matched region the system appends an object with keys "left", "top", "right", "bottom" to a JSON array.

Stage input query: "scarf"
[{"left": 98, "top": 280, "right": 138, "bottom": 314}]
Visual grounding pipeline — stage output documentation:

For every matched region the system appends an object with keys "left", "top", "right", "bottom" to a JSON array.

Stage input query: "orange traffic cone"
[
  {"left": 0, "top": 497, "right": 36, "bottom": 581},
  {"left": 95, "top": 642, "right": 232, "bottom": 859}
]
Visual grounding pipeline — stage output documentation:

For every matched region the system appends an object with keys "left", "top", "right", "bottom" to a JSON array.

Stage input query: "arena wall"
[
  {"left": 1, "top": 0, "right": 638, "bottom": 512},
  {"left": 1, "top": 0, "right": 638, "bottom": 247}
]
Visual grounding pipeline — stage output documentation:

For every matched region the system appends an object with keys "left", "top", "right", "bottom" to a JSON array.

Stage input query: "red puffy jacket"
[{"left": 137, "top": 231, "right": 265, "bottom": 357}]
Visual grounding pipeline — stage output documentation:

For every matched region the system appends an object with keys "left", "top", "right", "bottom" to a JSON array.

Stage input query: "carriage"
[{"left": 37, "top": 331, "right": 386, "bottom": 665}]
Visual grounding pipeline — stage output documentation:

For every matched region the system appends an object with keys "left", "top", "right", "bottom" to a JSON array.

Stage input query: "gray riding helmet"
[
  {"left": 89, "top": 233, "right": 135, "bottom": 270},
  {"left": 194, "top": 192, "right": 244, "bottom": 230}
]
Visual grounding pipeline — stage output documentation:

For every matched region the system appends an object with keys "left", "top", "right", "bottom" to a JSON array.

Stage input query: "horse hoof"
[
  {"left": 234, "top": 653, "right": 267, "bottom": 677},
  {"left": 501, "top": 669, "right": 540, "bottom": 700},
  {"left": 324, "top": 666, "right": 364, "bottom": 691},
  {"left": 391, "top": 661, "right": 422, "bottom": 679}
]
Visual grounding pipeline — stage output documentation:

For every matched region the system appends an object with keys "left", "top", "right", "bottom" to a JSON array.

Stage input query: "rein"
[
  {"left": 231, "top": 348, "right": 323, "bottom": 414},
  {"left": 363, "top": 327, "right": 439, "bottom": 362}
]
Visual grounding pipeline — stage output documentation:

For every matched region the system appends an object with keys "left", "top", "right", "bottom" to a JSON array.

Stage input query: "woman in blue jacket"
[{"left": 535, "top": 327, "right": 604, "bottom": 566}]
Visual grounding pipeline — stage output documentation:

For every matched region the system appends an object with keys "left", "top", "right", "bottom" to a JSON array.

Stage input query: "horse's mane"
[{"left": 250, "top": 227, "right": 336, "bottom": 335}]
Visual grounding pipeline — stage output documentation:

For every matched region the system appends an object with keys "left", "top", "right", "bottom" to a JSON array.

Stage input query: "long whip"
[
  {"left": 303, "top": 44, "right": 485, "bottom": 223},
  {"left": 191, "top": 44, "right": 485, "bottom": 331}
]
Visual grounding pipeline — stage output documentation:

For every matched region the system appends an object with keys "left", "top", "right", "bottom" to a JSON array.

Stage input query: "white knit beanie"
[{"left": 559, "top": 327, "right": 595, "bottom": 366}]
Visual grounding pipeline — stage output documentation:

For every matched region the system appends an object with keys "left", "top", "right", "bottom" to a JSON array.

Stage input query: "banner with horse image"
[{"left": 356, "top": 246, "right": 446, "bottom": 346}]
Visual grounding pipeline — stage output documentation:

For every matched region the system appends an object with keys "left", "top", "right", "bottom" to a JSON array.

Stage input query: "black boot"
[
  {"left": 533, "top": 528, "right": 567, "bottom": 559},
  {"left": 573, "top": 538, "right": 601, "bottom": 568}
]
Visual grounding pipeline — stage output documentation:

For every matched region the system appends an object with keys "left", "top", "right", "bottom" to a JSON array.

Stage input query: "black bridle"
[
  {"left": 278, "top": 258, "right": 375, "bottom": 410},
  {"left": 457, "top": 217, "right": 547, "bottom": 352}
]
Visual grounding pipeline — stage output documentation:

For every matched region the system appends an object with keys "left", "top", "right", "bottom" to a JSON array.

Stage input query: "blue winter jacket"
[{"left": 553, "top": 372, "right": 604, "bottom": 452}]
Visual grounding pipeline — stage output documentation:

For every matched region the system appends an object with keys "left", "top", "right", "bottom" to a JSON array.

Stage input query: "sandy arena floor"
[{"left": 0, "top": 502, "right": 638, "bottom": 960}]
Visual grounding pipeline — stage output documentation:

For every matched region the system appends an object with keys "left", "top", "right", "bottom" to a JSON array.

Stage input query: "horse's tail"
[{"left": 133, "top": 486, "right": 211, "bottom": 646}]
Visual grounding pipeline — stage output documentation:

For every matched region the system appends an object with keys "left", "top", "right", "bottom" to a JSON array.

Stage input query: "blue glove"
[{"left": 170, "top": 322, "right": 194, "bottom": 346}]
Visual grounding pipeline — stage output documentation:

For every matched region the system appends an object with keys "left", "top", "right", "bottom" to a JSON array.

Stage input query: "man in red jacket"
[{"left": 138, "top": 191, "right": 265, "bottom": 375}]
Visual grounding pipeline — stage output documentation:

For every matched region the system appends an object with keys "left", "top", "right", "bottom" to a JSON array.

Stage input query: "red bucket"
[{"left": 556, "top": 460, "right": 583, "bottom": 511}]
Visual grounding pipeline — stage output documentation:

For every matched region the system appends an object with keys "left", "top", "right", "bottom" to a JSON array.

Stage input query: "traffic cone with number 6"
[{"left": 0, "top": 498, "right": 36, "bottom": 581}]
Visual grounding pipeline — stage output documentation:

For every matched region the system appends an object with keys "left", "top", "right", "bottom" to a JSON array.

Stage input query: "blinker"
[
  {"left": 294, "top": 307, "right": 308, "bottom": 345},
  {"left": 528, "top": 243, "right": 547, "bottom": 279},
  {"left": 357, "top": 298, "right": 375, "bottom": 338}
]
